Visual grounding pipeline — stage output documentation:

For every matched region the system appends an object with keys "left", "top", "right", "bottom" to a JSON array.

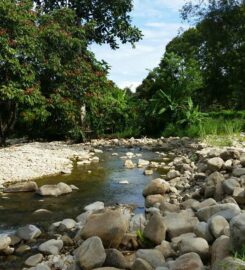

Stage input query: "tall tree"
[{"left": 33, "top": 0, "right": 142, "bottom": 49}]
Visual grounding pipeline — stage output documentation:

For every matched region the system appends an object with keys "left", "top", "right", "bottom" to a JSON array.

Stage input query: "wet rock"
[
  {"left": 208, "top": 215, "right": 229, "bottom": 238},
  {"left": 178, "top": 237, "right": 210, "bottom": 259},
  {"left": 143, "top": 178, "right": 170, "bottom": 197},
  {"left": 170, "top": 252, "right": 204, "bottom": 270},
  {"left": 124, "top": 159, "right": 135, "bottom": 169},
  {"left": 77, "top": 236, "right": 106, "bottom": 270},
  {"left": 16, "top": 224, "right": 41, "bottom": 241},
  {"left": 38, "top": 239, "right": 63, "bottom": 255},
  {"left": 132, "top": 258, "right": 153, "bottom": 270},
  {"left": 196, "top": 203, "right": 240, "bottom": 222},
  {"left": 136, "top": 249, "right": 165, "bottom": 268},
  {"left": 143, "top": 213, "right": 166, "bottom": 245},
  {"left": 222, "top": 178, "right": 240, "bottom": 195},
  {"left": 36, "top": 182, "right": 72, "bottom": 196},
  {"left": 104, "top": 249, "right": 129, "bottom": 269},
  {"left": 81, "top": 208, "right": 129, "bottom": 248},
  {"left": 230, "top": 213, "right": 245, "bottom": 251},
  {"left": 3, "top": 181, "right": 38, "bottom": 193},
  {"left": 207, "top": 157, "right": 224, "bottom": 171},
  {"left": 144, "top": 169, "right": 154, "bottom": 175},
  {"left": 211, "top": 235, "right": 230, "bottom": 267},
  {"left": 25, "top": 253, "right": 44, "bottom": 267},
  {"left": 0, "top": 235, "right": 11, "bottom": 251},
  {"left": 138, "top": 159, "right": 150, "bottom": 168},
  {"left": 15, "top": 244, "right": 31, "bottom": 254},
  {"left": 59, "top": 218, "right": 77, "bottom": 230}
]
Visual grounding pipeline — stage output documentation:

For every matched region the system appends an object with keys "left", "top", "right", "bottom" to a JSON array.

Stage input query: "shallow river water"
[{"left": 0, "top": 147, "right": 163, "bottom": 269}]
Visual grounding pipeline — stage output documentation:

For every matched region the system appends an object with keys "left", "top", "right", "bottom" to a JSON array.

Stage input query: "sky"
[{"left": 90, "top": 0, "right": 189, "bottom": 91}]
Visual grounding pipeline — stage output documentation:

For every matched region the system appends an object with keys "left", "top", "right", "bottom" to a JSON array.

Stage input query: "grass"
[{"left": 233, "top": 246, "right": 245, "bottom": 262}]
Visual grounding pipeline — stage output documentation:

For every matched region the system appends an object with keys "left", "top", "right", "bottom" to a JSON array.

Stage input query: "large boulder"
[
  {"left": 77, "top": 236, "right": 106, "bottom": 270},
  {"left": 4, "top": 181, "right": 38, "bottom": 193},
  {"left": 170, "top": 252, "right": 204, "bottom": 270},
  {"left": 143, "top": 213, "right": 166, "bottom": 245},
  {"left": 80, "top": 208, "right": 130, "bottom": 248},
  {"left": 16, "top": 224, "right": 41, "bottom": 241},
  {"left": 36, "top": 182, "right": 72, "bottom": 196},
  {"left": 162, "top": 210, "right": 199, "bottom": 239},
  {"left": 230, "top": 213, "right": 245, "bottom": 251},
  {"left": 196, "top": 203, "right": 240, "bottom": 222},
  {"left": 143, "top": 178, "right": 170, "bottom": 197}
]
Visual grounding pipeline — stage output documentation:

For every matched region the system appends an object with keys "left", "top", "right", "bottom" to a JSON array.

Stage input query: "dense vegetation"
[
  {"left": 0, "top": 0, "right": 244, "bottom": 145},
  {"left": 136, "top": 0, "right": 245, "bottom": 137}
]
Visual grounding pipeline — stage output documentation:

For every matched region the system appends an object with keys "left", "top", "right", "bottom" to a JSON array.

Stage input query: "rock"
[
  {"left": 77, "top": 236, "right": 106, "bottom": 270},
  {"left": 16, "top": 224, "right": 41, "bottom": 241},
  {"left": 15, "top": 244, "right": 31, "bottom": 254},
  {"left": 119, "top": 180, "right": 129, "bottom": 184},
  {"left": 144, "top": 169, "right": 154, "bottom": 175},
  {"left": 160, "top": 202, "right": 180, "bottom": 215},
  {"left": 3, "top": 181, "right": 38, "bottom": 193},
  {"left": 143, "top": 213, "right": 166, "bottom": 245},
  {"left": 196, "top": 203, "right": 241, "bottom": 222},
  {"left": 212, "top": 256, "right": 245, "bottom": 270},
  {"left": 194, "top": 198, "right": 217, "bottom": 211},
  {"left": 222, "top": 178, "right": 240, "bottom": 195},
  {"left": 81, "top": 208, "right": 129, "bottom": 248},
  {"left": 194, "top": 222, "right": 214, "bottom": 243},
  {"left": 233, "top": 168, "right": 245, "bottom": 177},
  {"left": 132, "top": 258, "right": 153, "bottom": 270},
  {"left": 38, "top": 239, "right": 63, "bottom": 255},
  {"left": 220, "top": 150, "right": 240, "bottom": 161},
  {"left": 9, "top": 234, "right": 21, "bottom": 246},
  {"left": 180, "top": 237, "right": 210, "bottom": 259},
  {"left": 76, "top": 211, "right": 92, "bottom": 225},
  {"left": 208, "top": 215, "right": 229, "bottom": 238},
  {"left": 25, "top": 253, "right": 44, "bottom": 267},
  {"left": 104, "top": 249, "right": 129, "bottom": 269},
  {"left": 162, "top": 210, "right": 199, "bottom": 239},
  {"left": 36, "top": 182, "right": 72, "bottom": 196},
  {"left": 124, "top": 159, "right": 135, "bottom": 169},
  {"left": 204, "top": 172, "right": 224, "bottom": 200},
  {"left": 138, "top": 159, "right": 150, "bottom": 168},
  {"left": 233, "top": 187, "right": 245, "bottom": 204},
  {"left": 59, "top": 218, "right": 77, "bottom": 230},
  {"left": 170, "top": 252, "right": 204, "bottom": 270},
  {"left": 29, "top": 265, "right": 51, "bottom": 270},
  {"left": 224, "top": 159, "right": 233, "bottom": 171},
  {"left": 70, "top": 184, "right": 79, "bottom": 190},
  {"left": 93, "top": 268, "right": 122, "bottom": 270},
  {"left": 145, "top": 194, "right": 164, "bottom": 208},
  {"left": 120, "top": 233, "right": 138, "bottom": 250},
  {"left": 230, "top": 213, "right": 245, "bottom": 251},
  {"left": 211, "top": 235, "right": 230, "bottom": 267},
  {"left": 136, "top": 249, "right": 165, "bottom": 268},
  {"left": 129, "top": 214, "right": 146, "bottom": 232},
  {"left": 0, "top": 235, "right": 11, "bottom": 251},
  {"left": 155, "top": 240, "right": 176, "bottom": 258},
  {"left": 84, "top": 201, "right": 104, "bottom": 212},
  {"left": 166, "top": 170, "right": 180, "bottom": 180},
  {"left": 143, "top": 178, "right": 170, "bottom": 197},
  {"left": 207, "top": 157, "right": 224, "bottom": 171},
  {"left": 240, "top": 153, "right": 245, "bottom": 166}
]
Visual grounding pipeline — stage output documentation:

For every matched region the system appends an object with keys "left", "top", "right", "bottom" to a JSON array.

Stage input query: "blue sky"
[{"left": 90, "top": 0, "right": 189, "bottom": 90}]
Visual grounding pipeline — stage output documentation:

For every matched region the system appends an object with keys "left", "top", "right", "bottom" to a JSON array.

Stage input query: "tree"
[{"left": 33, "top": 0, "right": 142, "bottom": 49}]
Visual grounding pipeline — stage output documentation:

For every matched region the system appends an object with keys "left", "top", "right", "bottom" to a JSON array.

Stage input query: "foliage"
[
  {"left": 33, "top": 0, "right": 142, "bottom": 49},
  {"left": 233, "top": 245, "right": 245, "bottom": 261}
]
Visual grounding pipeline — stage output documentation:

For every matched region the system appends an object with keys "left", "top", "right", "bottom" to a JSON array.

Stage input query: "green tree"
[{"left": 33, "top": 0, "right": 142, "bottom": 49}]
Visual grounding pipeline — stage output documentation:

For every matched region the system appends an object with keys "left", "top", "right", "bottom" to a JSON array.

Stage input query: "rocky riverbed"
[{"left": 0, "top": 137, "right": 245, "bottom": 270}]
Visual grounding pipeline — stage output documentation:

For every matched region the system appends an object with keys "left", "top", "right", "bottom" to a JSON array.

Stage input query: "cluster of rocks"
[{"left": 1, "top": 137, "right": 245, "bottom": 270}]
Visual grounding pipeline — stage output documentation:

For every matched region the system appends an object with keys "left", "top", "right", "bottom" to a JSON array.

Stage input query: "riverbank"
[{"left": 0, "top": 137, "right": 245, "bottom": 270}]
